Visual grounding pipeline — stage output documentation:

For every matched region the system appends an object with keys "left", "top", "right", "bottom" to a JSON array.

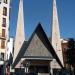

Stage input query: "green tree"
[
  {"left": 67, "top": 38, "right": 75, "bottom": 65},
  {"left": 67, "top": 38, "right": 75, "bottom": 74}
]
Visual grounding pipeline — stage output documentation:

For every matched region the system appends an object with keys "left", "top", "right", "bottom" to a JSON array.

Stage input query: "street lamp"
[{"left": 25, "top": 61, "right": 31, "bottom": 75}]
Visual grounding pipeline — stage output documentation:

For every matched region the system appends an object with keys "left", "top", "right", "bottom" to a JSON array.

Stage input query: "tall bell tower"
[
  {"left": 51, "top": 0, "right": 63, "bottom": 68},
  {"left": 13, "top": 0, "right": 25, "bottom": 68}
]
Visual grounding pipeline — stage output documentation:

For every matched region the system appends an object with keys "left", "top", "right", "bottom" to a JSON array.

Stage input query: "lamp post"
[
  {"left": 3, "top": 60, "right": 7, "bottom": 75},
  {"left": 20, "top": 63, "right": 24, "bottom": 74},
  {"left": 25, "top": 61, "right": 30, "bottom": 75}
]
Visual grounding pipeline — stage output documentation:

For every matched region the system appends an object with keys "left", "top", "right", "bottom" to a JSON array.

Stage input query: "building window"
[
  {"left": 2, "top": 29, "right": 5, "bottom": 37},
  {"left": 2, "top": 18, "right": 6, "bottom": 27},
  {"left": 3, "top": 7, "right": 7, "bottom": 16},
  {"left": 1, "top": 53, "right": 4, "bottom": 60},
  {"left": 1, "top": 40, "right": 5, "bottom": 49},
  {"left": 4, "top": 0, "right": 7, "bottom": 4}
]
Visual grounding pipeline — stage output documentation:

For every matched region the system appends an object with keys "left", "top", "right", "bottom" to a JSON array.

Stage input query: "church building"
[{"left": 12, "top": 0, "right": 70, "bottom": 75}]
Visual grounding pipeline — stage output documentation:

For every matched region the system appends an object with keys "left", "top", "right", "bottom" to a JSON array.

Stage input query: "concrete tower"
[
  {"left": 13, "top": 0, "right": 25, "bottom": 65},
  {"left": 51, "top": 0, "right": 63, "bottom": 68}
]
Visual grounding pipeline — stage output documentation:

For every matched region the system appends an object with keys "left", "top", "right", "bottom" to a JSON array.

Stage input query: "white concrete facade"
[{"left": 0, "top": 0, "right": 10, "bottom": 61}]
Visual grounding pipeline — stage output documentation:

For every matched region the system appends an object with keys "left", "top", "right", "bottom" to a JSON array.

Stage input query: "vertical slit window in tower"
[
  {"left": 3, "top": 7, "right": 7, "bottom": 16},
  {"left": 2, "top": 29, "right": 5, "bottom": 37},
  {"left": 2, "top": 18, "right": 6, "bottom": 27},
  {"left": 4, "top": 0, "right": 7, "bottom": 4},
  {"left": 1, "top": 39, "right": 5, "bottom": 49}
]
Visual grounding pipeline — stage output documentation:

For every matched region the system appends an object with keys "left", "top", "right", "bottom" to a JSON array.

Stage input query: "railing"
[{"left": 13, "top": 69, "right": 74, "bottom": 75}]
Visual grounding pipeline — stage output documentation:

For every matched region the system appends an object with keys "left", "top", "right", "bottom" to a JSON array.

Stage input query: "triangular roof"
[
  {"left": 23, "top": 27, "right": 53, "bottom": 59},
  {"left": 13, "top": 23, "right": 63, "bottom": 68}
]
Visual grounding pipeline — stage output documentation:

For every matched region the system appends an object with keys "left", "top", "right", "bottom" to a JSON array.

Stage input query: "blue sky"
[{"left": 10, "top": 0, "right": 75, "bottom": 40}]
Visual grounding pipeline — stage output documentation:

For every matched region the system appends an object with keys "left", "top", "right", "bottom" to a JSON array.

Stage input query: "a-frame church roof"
[{"left": 13, "top": 23, "right": 63, "bottom": 68}]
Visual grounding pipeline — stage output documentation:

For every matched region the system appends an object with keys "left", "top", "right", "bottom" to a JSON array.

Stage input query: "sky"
[{"left": 10, "top": 0, "right": 75, "bottom": 40}]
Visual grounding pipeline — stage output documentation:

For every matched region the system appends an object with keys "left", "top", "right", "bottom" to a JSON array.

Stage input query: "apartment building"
[{"left": 0, "top": 0, "right": 10, "bottom": 62}]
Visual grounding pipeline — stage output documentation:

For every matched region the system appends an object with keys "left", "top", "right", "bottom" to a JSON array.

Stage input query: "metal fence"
[{"left": 11, "top": 68, "right": 74, "bottom": 75}]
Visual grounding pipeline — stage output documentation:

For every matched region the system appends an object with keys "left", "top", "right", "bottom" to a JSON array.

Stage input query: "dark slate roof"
[
  {"left": 23, "top": 29, "right": 53, "bottom": 59},
  {"left": 13, "top": 23, "right": 63, "bottom": 68}
]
